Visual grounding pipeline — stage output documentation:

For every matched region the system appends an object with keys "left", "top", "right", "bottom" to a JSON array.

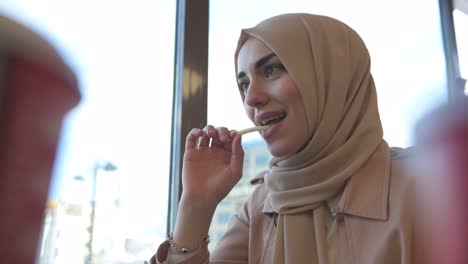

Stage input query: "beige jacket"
[{"left": 152, "top": 147, "right": 418, "bottom": 264}]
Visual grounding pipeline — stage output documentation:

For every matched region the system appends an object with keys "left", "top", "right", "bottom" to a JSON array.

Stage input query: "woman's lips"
[{"left": 262, "top": 119, "right": 283, "bottom": 139}]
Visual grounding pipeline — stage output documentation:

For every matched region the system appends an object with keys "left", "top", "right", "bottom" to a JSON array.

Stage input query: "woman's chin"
[
  {"left": 267, "top": 139, "right": 309, "bottom": 160},
  {"left": 267, "top": 144, "right": 293, "bottom": 159}
]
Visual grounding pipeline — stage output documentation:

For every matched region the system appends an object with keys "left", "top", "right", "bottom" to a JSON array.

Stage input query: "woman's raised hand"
[{"left": 181, "top": 125, "right": 244, "bottom": 210}]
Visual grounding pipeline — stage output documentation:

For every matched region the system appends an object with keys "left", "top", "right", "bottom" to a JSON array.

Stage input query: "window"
[
  {"left": 208, "top": 0, "right": 447, "bottom": 248},
  {"left": 0, "top": 1, "right": 176, "bottom": 263}
]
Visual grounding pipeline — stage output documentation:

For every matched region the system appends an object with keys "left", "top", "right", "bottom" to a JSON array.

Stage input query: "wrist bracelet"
[{"left": 167, "top": 233, "right": 210, "bottom": 254}]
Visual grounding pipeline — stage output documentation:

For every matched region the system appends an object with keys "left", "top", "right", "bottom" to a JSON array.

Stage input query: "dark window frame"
[{"left": 168, "top": 0, "right": 209, "bottom": 233}]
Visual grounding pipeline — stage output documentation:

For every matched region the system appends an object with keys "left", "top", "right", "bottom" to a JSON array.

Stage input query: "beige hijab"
[{"left": 235, "top": 14, "right": 385, "bottom": 264}]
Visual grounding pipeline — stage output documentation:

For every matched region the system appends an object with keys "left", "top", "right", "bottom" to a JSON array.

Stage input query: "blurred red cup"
[
  {"left": 413, "top": 97, "right": 468, "bottom": 264},
  {"left": 0, "top": 15, "right": 81, "bottom": 263}
]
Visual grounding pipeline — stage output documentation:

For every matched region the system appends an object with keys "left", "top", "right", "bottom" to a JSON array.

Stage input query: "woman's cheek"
[{"left": 245, "top": 107, "right": 255, "bottom": 123}]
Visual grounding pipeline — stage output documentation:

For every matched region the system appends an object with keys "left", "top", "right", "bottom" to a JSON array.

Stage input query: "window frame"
[{"left": 168, "top": 0, "right": 209, "bottom": 234}]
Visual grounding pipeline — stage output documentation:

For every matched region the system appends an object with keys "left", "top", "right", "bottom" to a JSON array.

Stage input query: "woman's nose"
[{"left": 245, "top": 81, "right": 268, "bottom": 108}]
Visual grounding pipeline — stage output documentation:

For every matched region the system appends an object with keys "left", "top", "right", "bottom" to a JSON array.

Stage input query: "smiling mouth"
[{"left": 259, "top": 113, "right": 286, "bottom": 126}]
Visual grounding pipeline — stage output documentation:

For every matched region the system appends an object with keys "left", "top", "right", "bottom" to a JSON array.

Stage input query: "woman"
[{"left": 151, "top": 13, "right": 418, "bottom": 264}]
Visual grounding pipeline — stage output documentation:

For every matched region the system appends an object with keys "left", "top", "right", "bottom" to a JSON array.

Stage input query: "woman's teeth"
[{"left": 260, "top": 113, "right": 286, "bottom": 125}]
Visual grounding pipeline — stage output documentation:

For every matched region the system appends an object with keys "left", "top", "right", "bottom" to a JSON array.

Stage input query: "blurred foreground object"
[
  {"left": 0, "top": 15, "right": 81, "bottom": 263},
  {"left": 414, "top": 96, "right": 468, "bottom": 264}
]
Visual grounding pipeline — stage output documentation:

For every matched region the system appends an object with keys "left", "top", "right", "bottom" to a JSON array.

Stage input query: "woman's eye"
[
  {"left": 265, "top": 64, "right": 285, "bottom": 78},
  {"left": 239, "top": 82, "right": 249, "bottom": 93}
]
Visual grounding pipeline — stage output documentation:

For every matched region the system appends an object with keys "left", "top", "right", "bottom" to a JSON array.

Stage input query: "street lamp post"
[{"left": 82, "top": 161, "right": 117, "bottom": 264}]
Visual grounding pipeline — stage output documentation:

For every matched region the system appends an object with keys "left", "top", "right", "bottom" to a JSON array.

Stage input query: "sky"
[{"left": 0, "top": 0, "right": 455, "bottom": 244}]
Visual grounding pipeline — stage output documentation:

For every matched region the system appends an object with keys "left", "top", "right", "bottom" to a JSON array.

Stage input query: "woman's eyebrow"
[
  {"left": 254, "top": 52, "right": 277, "bottom": 70},
  {"left": 237, "top": 52, "right": 277, "bottom": 80},
  {"left": 237, "top": 72, "right": 246, "bottom": 80}
]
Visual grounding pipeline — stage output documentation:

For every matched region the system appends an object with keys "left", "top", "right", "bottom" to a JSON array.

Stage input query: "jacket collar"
[
  {"left": 338, "top": 142, "right": 390, "bottom": 220},
  {"left": 262, "top": 141, "right": 391, "bottom": 221}
]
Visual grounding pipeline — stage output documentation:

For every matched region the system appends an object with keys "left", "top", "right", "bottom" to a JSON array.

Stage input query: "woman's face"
[{"left": 237, "top": 37, "right": 309, "bottom": 158}]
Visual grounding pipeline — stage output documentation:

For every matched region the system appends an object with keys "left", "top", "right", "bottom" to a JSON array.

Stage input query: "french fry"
[{"left": 237, "top": 125, "right": 271, "bottom": 136}]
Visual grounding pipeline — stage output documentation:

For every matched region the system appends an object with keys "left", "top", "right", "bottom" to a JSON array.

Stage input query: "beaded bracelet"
[{"left": 167, "top": 233, "right": 210, "bottom": 254}]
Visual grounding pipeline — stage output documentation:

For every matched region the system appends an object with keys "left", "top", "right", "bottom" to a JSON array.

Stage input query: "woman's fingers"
[
  {"left": 186, "top": 128, "right": 203, "bottom": 150},
  {"left": 230, "top": 134, "right": 244, "bottom": 167},
  {"left": 211, "top": 127, "right": 232, "bottom": 148},
  {"left": 186, "top": 125, "right": 236, "bottom": 150},
  {"left": 198, "top": 125, "right": 214, "bottom": 148},
  {"left": 197, "top": 133, "right": 210, "bottom": 148}
]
